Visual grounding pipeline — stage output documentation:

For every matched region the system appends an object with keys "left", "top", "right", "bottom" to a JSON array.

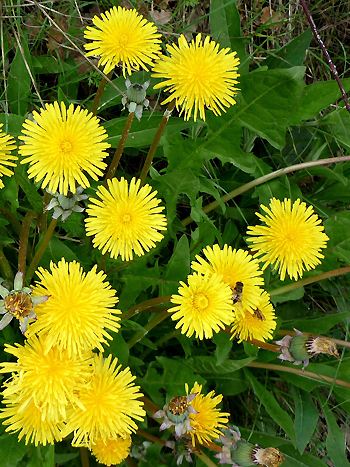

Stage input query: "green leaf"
[
  {"left": 108, "top": 331, "right": 129, "bottom": 366},
  {"left": 320, "top": 108, "right": 350, "bottom": 150},
  {"left": 213, "top": 332, "right": 233, "bottom": 365},
  {"left": 15, "top": 165, "right": 43, "bottom": 212},
  {"left": 0, "top": 114, "right": 25, "bottom": 136},
  {"left": 324, "top": 404, "right": 348, "bottom": 466},
  {"left": 293, "top": 389, "right": 318, "bottom": 454},
  {"left": 245, "top": 369, "right": 295, "bottom": 441},
  {"left": 283, "top": 310, "right": 350, "bottom": 333},
  {"left": 266, "top": 29, "right": 312, "bottom": 69},
  {"left": 40, "top": 237, "right": 78, "bottom": 269},
  {"left": 189, "top": 356, "right": 254, "bottom": 375},
  {"left": 25, "top": 445, "right": 55, "bottom": 467},
  {"left": 209, "top": 0, "right": 249, "bottom": 73},
  {"left": 161, "top": 235, "right": 190, "bottom": 295},
  {"left": 0, "top": 434, "right": 27, "bottom": 466},
  {"left": 7, "top": 35, "right": 32, "bottom": 115}
]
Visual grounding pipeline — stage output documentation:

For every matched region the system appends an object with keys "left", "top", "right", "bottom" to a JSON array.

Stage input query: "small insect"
[
  {"left": 253, "top": 308, "right": 265, "bottom": 321},
  {"left": 232, "top": 281, "right": 244, "bottom": 304}
]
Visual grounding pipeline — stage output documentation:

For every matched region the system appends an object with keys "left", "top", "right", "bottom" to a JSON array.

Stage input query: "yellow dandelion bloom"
[
  {"left": 0, "top": 377, "right": 65, "bottom": 446},
  {"left": 85, "top": 177, "right": 167, "bottom": 261},
  {"left": 18, "top": 101, "right": 110, "bottom": 195},
  {"left": 66, "top": 354, "right": 145, "bottom": 447},
  {"left": 91, "top": 436, "right": 132, "bottom": 466},
  {"left": 84, "top": 6, "right": 161, "bottom": 76},
  {"left": 186, "top": 382, "right": 229, "bottom": 446},
  {"left": 0, "top": 123, "right": 17, "bottom": 189},
  {"left": 191, "top": 244, "right": 263, "bottom": 313},
  {"left": 169, "top": 273, "right": 233, "bottom": 340},
  {"left": 152, "top": 34, "right": 240, "bottom": 121},
  {"left": 0, "top": 336, "right": 92, "bottom": 421},
  {"left": 246, "top": 198, "right": 329, "bottom": 281},
  {"left": 28, "top": 258, "right": 121, "bottom": 356},
  {"left": 231, "top": 290, "right": 277, "bottom": 343}
]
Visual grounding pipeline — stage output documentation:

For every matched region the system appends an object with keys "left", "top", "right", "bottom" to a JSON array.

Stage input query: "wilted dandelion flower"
[
  {"left": 0, "top": 123, "right": 17, "bottom": 188},
  {"left": 28, "top": 259, "right": 121, "bottom": 356},
  {"left": 152, "top": 34, "right": 240, "bottom": 121},
  {"left": 91, "top": 435, "right": 132, "bottom": 466},
  {"left": 84, "top": 6, "right": 161, "bottom": 76},
  {"left": 19, "top": 102, "right": 110, "bottom": 195},
  {"left": 191, "top": 244, "right": 263, "bottom": 313},
  {"left": 0, "top": 377, "right": 65, "bottom": 445},
  {"left": 246, "top": 198, "right": 329, "bottom": 281},
  {"left": 231, "top": 290, "right": 276, "bottom": 343},
  {"left": 66, "top": 354, "right": 145, "bottom": 447},
  {"left": 186, "top": 382, "right": 229, "bottom": 446},
  {"left": 0, "top": 335, "right": 92, "bottom": 422},
  {"left": 169, "top": 273, "right": 234, "bottom": 340},
  {"left": 85, "top": 177, "right": 167, "bottom": 261}
]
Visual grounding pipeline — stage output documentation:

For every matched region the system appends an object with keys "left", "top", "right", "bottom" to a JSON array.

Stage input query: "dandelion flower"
[
  {"left": 66, "top": 354, "right": 145, "bottom": 447},
  {"left": 84, "top": 6, "right": 161, "bottom": 76},
  {"left": 191, "top": 244, "right": 263, "bottom": 313},
  {"left": 169, "top": 273, "right": 233, "bottom": 340},
  {"left": 246, "top": 198, "right": 329, "bottom": 280},
  {"left": 0, "top": 123, "right": 17, "bottom": 188},
  {"left": 0, "top": 377, "right": 65, "bottom": 446},
  {"left": 19, "top": 102, "right": 110, "bottom": 195},
  {"left": 231, "top": 290, "right": 276, "bottom": 343},
  {"left": 186, "top": 382, "right": 229, "bottom": 446},
  {"left": 152, "top": 34, "right": 240, "bottom": 121},
  {"left": 28, "top": 259, "right": 121, "bottom": 356},
  {"left": 91, "top": 435, "right": 132, "bottom": 466},
  {"left": 0, "top": 335, "right": 92, "bottom": 422},
  {"left": 85, "top": 177, "right": 167, "bottom": 261}
]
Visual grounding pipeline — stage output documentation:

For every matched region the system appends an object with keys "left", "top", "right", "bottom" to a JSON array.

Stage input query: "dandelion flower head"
[
  {"left": 186, "top": 382, "right": 229, "bottom": 446},
  {"left": 85, "top": 177, "right": 167, "bottom": 261},
  {"left": 0, "top": 123, "right": 17, "bottom": 189},
  {"left": 191, "top": 244, "right": 263, "bottom": 313},
  {"left": 169, "top": 273, "right": 233, "bottom": 340},
  {"left": 152, "top": 34, "right": 240, "bottom": 121},
  {"left": 231, "top": 290, "right": 276, "bottom": 343},
  {"left": 66, "top": 354, "right": 145, "bottom": 447},
  {"left": 28, "top": 258, "right": 121, "bottom": 356},
  {"left": 246, "top": 198, "right": 329, "bottom": 280},
  {"left": 91, "top": 435, "right": 132, "bottom": 466},
  {"left": 84, "top": 6, "right": 161, "bottom": 76},
  {"left": 19, "top": 102, "right": 110, "bottom": 195},
  {"left": 0, "top": 335, "right": 92, "bottom": 422}
]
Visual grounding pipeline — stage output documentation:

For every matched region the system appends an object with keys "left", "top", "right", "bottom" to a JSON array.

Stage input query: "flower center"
[
  {"left": 168, "top": 396, "right": 190, "bottom": 416},
  {"left": 193, "top": 293, "right": 209, "bottom": 310},
  {"left": 4, "top": 292, "right": 33, "bottom": 319},
  {"left": 60, "top": 141, "right": 73, "bottom": 154},
  {"left": 121, "top": 213, "right": 132, "bottom": 224}
]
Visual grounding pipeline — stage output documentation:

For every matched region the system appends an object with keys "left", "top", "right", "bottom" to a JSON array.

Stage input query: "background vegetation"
[{"left": 1, "top": 0, "right": 350, "bottom": 466}]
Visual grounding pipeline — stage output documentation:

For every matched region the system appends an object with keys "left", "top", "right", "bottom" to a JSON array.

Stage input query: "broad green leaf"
[
  {"left": 213, "top": 332, "right": 233, "bottom": 365},
  {"left": 189, "top": 356, "right": 254, "bottom": 375},
  {"left": 265, "top": 29, "right": 312, "bottom": 69},
  {"left": 324, "top": 404, "right": 348, "bottom": 466},
  {"left": 0, "top": 434, "right": 27, "bottom": 467},
  {"left": 320, "top": 108, "right": 350, "bottom": 149},
  {"left": 15, "top": 165, "right": 43, "bottom": 212},
  {"left": 245, "top": 369, "right": 295, "bottom": 441},
  {"left": 25, "top": 445, "right": 55, "bottom": 467},
  {"left": 161, "top": 235, "right": 190, "bottom": 295},
  {"left": 283, "top": 310, "right": 350, "bottom": 333},
  {"left": 40, "top": 237, "right": 78, "bottom": 269},
  {"left": 108, "top": 331, "right": 129, "bottom": 366},
  {"left": 325, "top": 211, "right": 350, "bottom": 263},
  {"left": 7, "top": 35, "right": 32, "bottom": 115},
  {"left": 209, "top": 0, "right": 249, "bottom": 73},
  {"left": 0, "top": 114, "right": 25, "bottom": 136},
  {"left": 293, "top": 389, "right": 318, "bottom": 454}
]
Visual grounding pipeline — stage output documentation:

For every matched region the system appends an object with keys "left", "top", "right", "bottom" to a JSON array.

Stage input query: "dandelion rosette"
[
  {"left": 0, "top": 335, "right": 92, "bottom": 422},
  {"left": 246, "top": 198, "right": 329, "bottom": 281},
  {"left": 19, "top": 101, "right": 110, "bottom": 195},
  {"left": 191, "top": 244, "right": 264, "bottom": 313},
  {"left": 91, "top": 435, "right": 132, "bottom": 466},
  {"left": 28, "top": 258, "right": 121, "bottom": 356},
  {"left": 66, "top": 354, "right": 145, "bottom": 447},
  {"left": 85, "top": 177, "right": 167, "bottom": 261},
  {"left": 231, "top": 290, "right": 277, "bottom": 343},
  {"left": 168, "top": 273, "right": 234, "bottom": 340},
  {"left": 152, "top": 33, "right": 240, "bottom": 121},
  {"left": 186, "top": 382, "right": 229, "bottom": 446},
  {"left": 0, "top": 123, "right": 17, "bottom": 188},
  {"left": 84, "top": 6, "right": 161, "bottom": 76}
]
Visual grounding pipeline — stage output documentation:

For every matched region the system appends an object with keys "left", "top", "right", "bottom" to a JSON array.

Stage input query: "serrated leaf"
[
  {"left": 293, "top": 389, "right": 318, "bottom": 453},
  {"left": 266, "top": 29, "right": 312, "bottom": 69},
  {"left": 324, "top": 405, "right": 348, "bottom": 466}
]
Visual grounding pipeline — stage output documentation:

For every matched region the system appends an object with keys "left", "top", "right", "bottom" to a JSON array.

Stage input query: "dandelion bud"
[
  {"left": 122, "top": 79, "right": 150, "bottom": 120},
  {"left": 46, "top": 187, "right": 88, "bottom": 221}
]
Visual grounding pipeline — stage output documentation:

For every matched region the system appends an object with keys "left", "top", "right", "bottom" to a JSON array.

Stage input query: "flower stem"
[
  {"left": 122, "top": 295, "right": 172, "bottom": 321},
  {"left": 0, "top": 247, "right": 12, "bottom": 281},
  {"left": 79, "top": 447, "right": 90, "bottom": 467},
  {"left": 139, "top": 101, "right": 175, "bottom": 184},
  {"left": 127, "top": 311, "right": 169, "bottom": 349},
  {"left": 269, "top": 266, "right": 350, "bottom": 297},
  {"left": 196, "top": 451, "right": 218, "bottom": 467},
  {"left": 249, "top": 338, "right": 280, "bottom": 353},
  {"left": 247, "top": 361, "right": 350, "bottom": 389},
  {"left": 26, "top": 218, "right": 58, "bottom": 283},
  {"left": 181, "top": 156, "right": 350, "bottom": 226},
  {"left": 137, "top": 429, "right": 166, "bottom": 445},
  {"left": 104, "top": 112, "right": 135, "bottom": 180},
  {"left": 0, "top": 207, "right": 20, "bottom": 235},
  {"left": 18, "top": 211, "right": 37, "bottom": 275},
  {"left": 91, "top": 73, "right": 111, "bottom": 115}
]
